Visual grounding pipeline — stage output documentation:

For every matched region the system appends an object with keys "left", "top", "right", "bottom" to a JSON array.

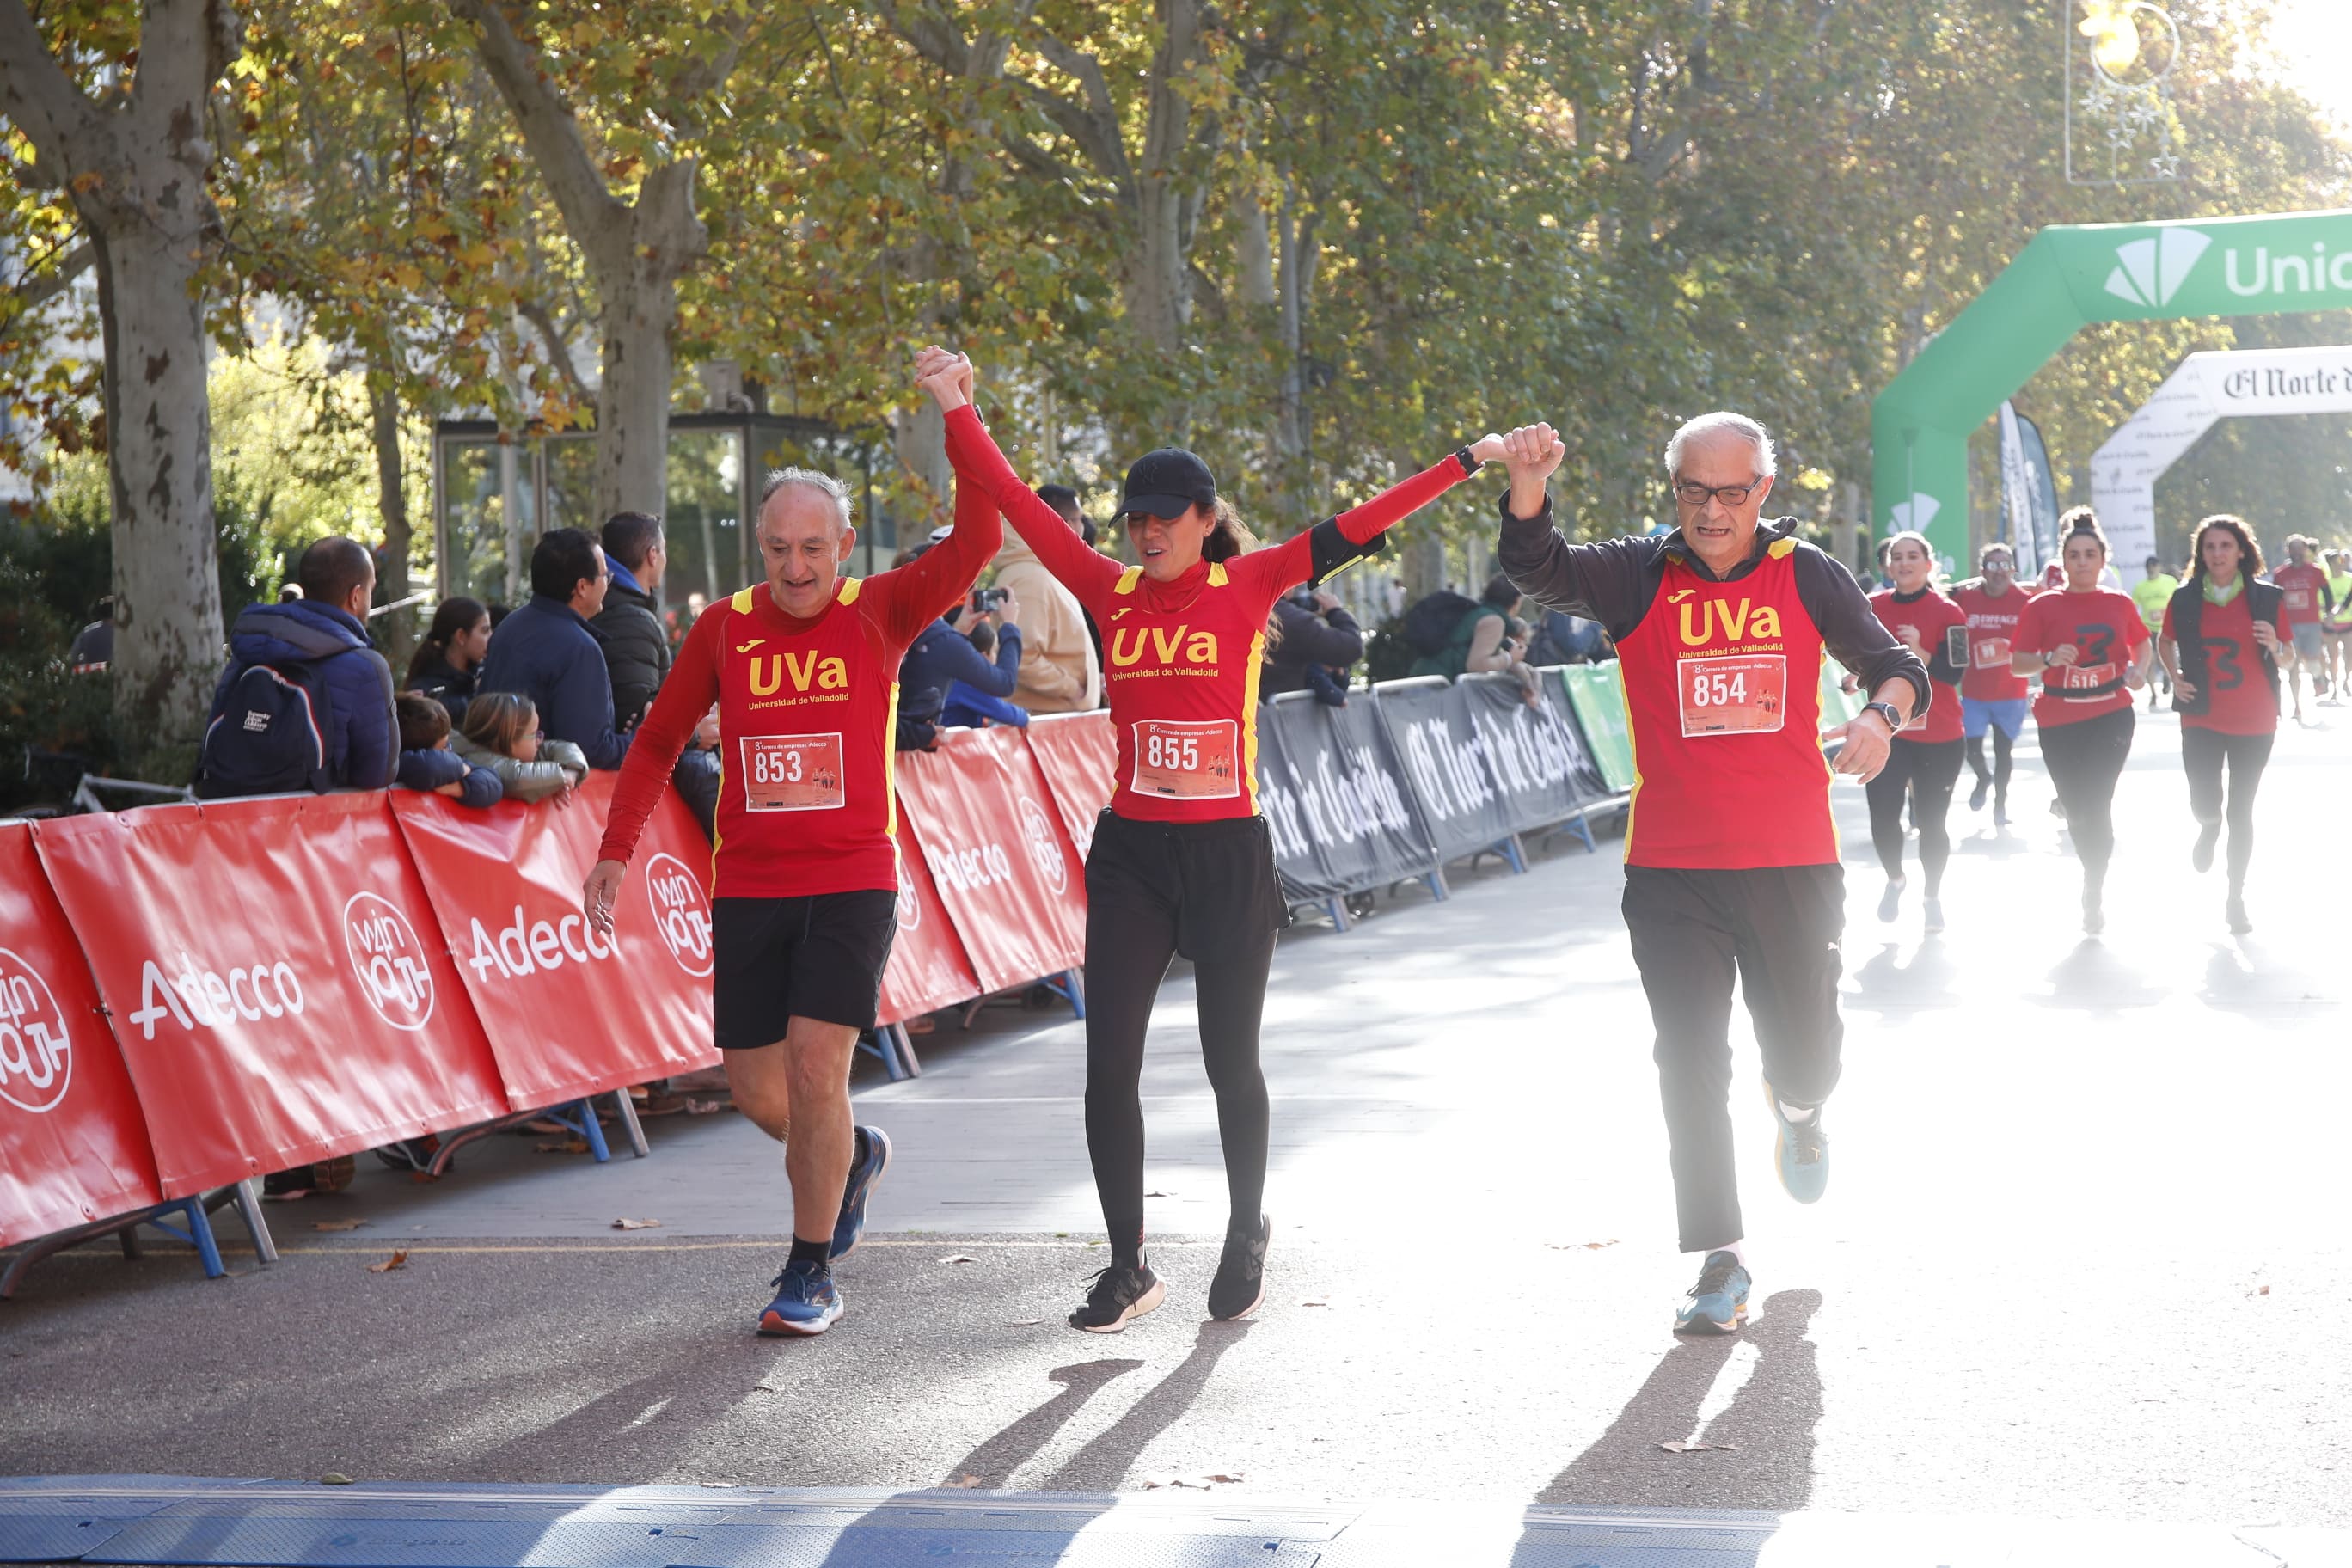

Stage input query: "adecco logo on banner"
[
  {"left": 463, "top": 903, "right": 616, "bottom": 981},
  {"left": 928, "top": 836, "right": 1017, "bottom": 894},
  {"left": 643, "top": 852, "right": 714, "bottom": 978},
  {"left": 126, "top": 950, "right": 306, "bottom": 1040},
  {"left": 1017, "top": 797, "right": 1068, "bottom": 896},
  {"left": 0, "top": 947, "right": 71, "bottom": 1114},
  {"left": 342, "top": 891, "right": 434, "bottom": 1032}
]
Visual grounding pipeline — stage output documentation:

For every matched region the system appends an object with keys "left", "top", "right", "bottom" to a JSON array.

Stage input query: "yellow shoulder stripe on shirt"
[
  {"left": 1207, "top": 561, "right": 1229, "bottom": 587},
  {"left": 837, "top": 576, "right": 862, "bottom": 605},
  {"left": 1114, "top": 567, "right": 1144, "bottom": 595},
  {"left": 729, "top": 586, "right": 756, "bottom": 614},
  {"left": 1768, "top": 537, "right": 1798, "bottom": 559}
]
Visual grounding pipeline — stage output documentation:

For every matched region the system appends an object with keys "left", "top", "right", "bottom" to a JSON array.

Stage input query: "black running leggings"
[
  {"left": 1081, "top": 812, "right": 1286, "bottom": 1261},
  {"left": 1965, "top": 726, "right": 2014, "bottom": 802},
  {"left": 2182, "top": 727, "right": 2275, "bottom": 891},
  {"left": 1865, "top": 737, "right": 1965, "bottom": 895},
  {"left": 2038, "top": 706, "right": 2135, "bottom": 891}
]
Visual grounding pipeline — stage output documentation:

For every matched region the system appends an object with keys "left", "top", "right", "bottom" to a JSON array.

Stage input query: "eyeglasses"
[{"left": 1671, "top": 478, "right": 1767, "bottom": 507}]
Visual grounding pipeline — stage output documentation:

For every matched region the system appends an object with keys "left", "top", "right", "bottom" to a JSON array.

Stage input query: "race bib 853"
[{"left": 740, "top": 733, "right": 846, "bottom": 811}]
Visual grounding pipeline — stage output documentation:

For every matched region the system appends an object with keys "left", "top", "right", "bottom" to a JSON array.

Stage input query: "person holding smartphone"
[{"left": 894, "top": 581, "right": 1023, "bottom": 750}]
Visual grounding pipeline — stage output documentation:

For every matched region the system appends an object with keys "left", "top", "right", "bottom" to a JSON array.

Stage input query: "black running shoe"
[
  {"left": 1208, "top": 1213, "right": 1270, "bottom": 1321},
  {"left": 1968, "top": 778, "right": 1990, "bottom": 812},
  {"left": 1069, "top": 1258, "right": 1165, "bottom": 1333}
]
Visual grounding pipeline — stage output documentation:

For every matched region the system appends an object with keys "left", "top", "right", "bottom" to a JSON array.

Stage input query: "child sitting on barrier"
[
  {"left": 394, "top": 692, "right": 503, "bottom": 807},
  {"left": 456, "top": 691, "right": 588, "bottom": 805}
]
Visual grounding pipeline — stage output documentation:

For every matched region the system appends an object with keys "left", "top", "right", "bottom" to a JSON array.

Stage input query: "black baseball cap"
[{"left": 1115, "top": 448, "right": 1216, "bottom": 520}]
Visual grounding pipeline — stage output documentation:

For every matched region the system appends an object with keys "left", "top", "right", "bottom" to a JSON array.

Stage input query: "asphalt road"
[{"left": 3, "top": 700, "right": 2349, "bottom": 1535}]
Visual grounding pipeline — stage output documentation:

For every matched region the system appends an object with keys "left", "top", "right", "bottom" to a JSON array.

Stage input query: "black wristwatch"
[
  {"left": 1861, "top": 701, "right": 1902, "bottom": 734},
  {"left": 1454, "top": 444, "right": 1482, "bottom": 478}
]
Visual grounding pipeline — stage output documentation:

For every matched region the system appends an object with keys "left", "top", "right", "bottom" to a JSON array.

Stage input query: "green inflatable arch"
[{"left": 1871, "top": 208, "right": 2352, "bottom": 567}]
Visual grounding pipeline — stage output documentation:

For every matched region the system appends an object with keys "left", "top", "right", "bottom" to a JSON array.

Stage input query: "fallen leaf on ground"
[
  {"left": 683, "top": 1099, "right": 722, "bottom": 1116},
  {"left": 1004, "top": 1318, "right": 1044, "bottom": 1326},
  {"left": 939, "top": 1253, "right": 978, "bottom": 1265},
  {"left": 311, "top": 1218, "right": 368, "bottom": 1232},
  {"left": 1658, "top": 1441, "right": 1741, "bottom": 1455},
  {"left": 611, "top": 1217, "right": 661, "bottom": 1230},
  {"left": 1547, "top": 1239, "right": 1620, "bottom": 1251},
  {"left": 367, "top": 1251, "right": 409, "bottom": 1273},
  {"left": 320, "top": 1473, "right": 353, "bottom": 1485},
  {"left": 947, "top": 1474, "right": 985, "bottom": 1489},
  {"left": 536, "top": 1139, "right": 590, "bottom": 1155}
]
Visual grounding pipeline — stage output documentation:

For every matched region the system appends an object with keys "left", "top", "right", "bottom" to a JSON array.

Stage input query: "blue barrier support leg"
[
  {"left": 892, "top": 1021, "right": 923, "bottom": 1079},
  {"left": 1061, "top": 969, "right": 1086, "bottom": 1021},
  {"left": 1499, "top": 835, "right": 1529, "bottom": 874},
  {"left": 1326, "top": 896, "right": 1351, "bottom": 932},
  {"left": 1425, "top": 871, "right": 1449, "bottom": 903},
  {"left": 235, "top": 1178, "right": 279, "bottom": 1265},
  {"left": 573, "top": 1099, "right": 614, "bottom": 1163},
  {"left": 874, "top": 1027, "right": 909, "bottom": 1082}
]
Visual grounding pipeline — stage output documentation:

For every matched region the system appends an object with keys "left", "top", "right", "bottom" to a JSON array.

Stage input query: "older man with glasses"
[{"left": 1492, "top": 412, "right": 1927, "bottom": 1338}]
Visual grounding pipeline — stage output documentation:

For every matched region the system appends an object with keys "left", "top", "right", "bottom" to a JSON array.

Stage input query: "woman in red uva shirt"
[
  {"left": 1865, "top": 532, "right": 1969, "bottom": 934},
  {"left": 2010, "top": 510, "right": 2152, "bottom": 936},
  {"left": 917, "top": 345, "right": 1509, "bottom": 1333},
  {"left": 2157, "top": 515, "right": 2283, "bottom": 936}
]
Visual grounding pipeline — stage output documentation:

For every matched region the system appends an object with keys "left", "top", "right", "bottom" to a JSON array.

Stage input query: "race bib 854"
[{"left": 1678, "top": 654, "right": 1786, "bottom": 737}]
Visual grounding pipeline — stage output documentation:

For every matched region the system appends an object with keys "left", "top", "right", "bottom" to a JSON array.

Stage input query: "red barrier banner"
[
  {"left": 875, "top": 816, "right": 981, "bottom": 1026},
  {"left": 894, "top": 726, "right": 1087, "bottom": 995},
  {"left": 0, "top": 824, "right": 164, "bottom": 1246},
  {"left": 389, "top": 773, "right": 718, "bottom": 1107},
  {"left": 1024, "top": 711, "right": 1116, "bottom": 858},
  {"left": 32, "top": 795, "right": 510, "bottom": 1197}
]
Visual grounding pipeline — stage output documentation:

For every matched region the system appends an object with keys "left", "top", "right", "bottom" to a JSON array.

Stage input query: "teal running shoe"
[
  {"left": 758, "top": 1259, "right": 843, "bottom": 1337},
  {"left": 1675, "top": 1250, "right": 1751, "bottom": 1335},
  {"left": 1766, "top": 1085, "right": 1829, "bottom": 1204}
]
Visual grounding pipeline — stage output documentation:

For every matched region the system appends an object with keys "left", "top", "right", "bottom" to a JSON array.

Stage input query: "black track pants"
[
  {"left": 1081, "top": 812, "right": 1288, "bottom": 1259},
  {"left": 1964, "top": 726, "right": 2014, "bottom": 804},
  {"left": 1623, "top": 863, "right": 1846, "bottom": 1254},
  {"left": 2039, "top": 706, "right": 2135, "bottom": 892},
  {"left": 2182, "top": 727, "right": 2275, "bottom": 891},
  {"left": 1865, "top": 738, "right": 1966, "bottom": 895}
]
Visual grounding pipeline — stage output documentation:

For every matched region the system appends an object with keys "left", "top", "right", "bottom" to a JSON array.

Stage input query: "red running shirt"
[
  {"left": 2161, "top": 593, "right": 2280, "bottom": 738},
  {"left": 2272, "top": 561, "right": 2329, "bottom": 628},
  {"left": 2013, "top": 587, "right": 2149, "bottom": 728},
  {"left": 1951, "top": 581, "right": 2031, "bottom": 701},
  {"left": 1615, "top": 540, "right": 1834, "bottom": 869},
  {"left": 943, "top": 404, "right": 1468, "bottom": 823},
  {"left": 1868, "top": 587, "right": 1966, "bottom": 744},
  {"left": 597, "top": 482, "right": 1001, "bottom": 898}
]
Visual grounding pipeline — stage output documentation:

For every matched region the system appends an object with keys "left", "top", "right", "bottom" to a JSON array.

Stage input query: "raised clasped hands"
[{"left": 914, "top": 345, "right": 975, "bottom": 412}]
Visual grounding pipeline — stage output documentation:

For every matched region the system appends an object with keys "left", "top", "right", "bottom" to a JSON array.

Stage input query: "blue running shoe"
[
  {"left": 758, "top": 1260, "right": 842, "bottom": 1337},
  {"left": 832, "top": 1125, "right": 892, "bottom": 1260},
  {"left": 1675, "top": 1251, "right": 1750, "bottom": 1336},
  {"left": 1766, "top": 1085, "right": 1829, "bottom": 1204}
]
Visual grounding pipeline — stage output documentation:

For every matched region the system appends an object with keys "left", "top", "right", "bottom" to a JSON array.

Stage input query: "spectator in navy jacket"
[
  {"left": 204, "top": 536, "right": 396, "bottom": 791},
  {"left": 941, "top": 620, "right": 1031, "bottom": 730},
  {"left": 475, "top": 528, "right": 633, "bottom": 769},
  {"left": 896, "top": 589, "right": 1023, "bottom": 750},
  {"left": 1261, "top": 586, "right": 1365, "bottom": 699}
]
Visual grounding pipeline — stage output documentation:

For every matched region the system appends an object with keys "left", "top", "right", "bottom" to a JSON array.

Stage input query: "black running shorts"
[{"left": 712, "top": 889, "right": 899, "bottom": 1048}]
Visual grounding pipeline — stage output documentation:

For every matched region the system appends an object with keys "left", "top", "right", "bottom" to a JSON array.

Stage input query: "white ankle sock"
[{"left": 1778, "top": 1100, "right": 1816, "bottom": 1124}]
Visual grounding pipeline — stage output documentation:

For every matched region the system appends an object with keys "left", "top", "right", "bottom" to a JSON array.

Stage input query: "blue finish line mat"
[{"left": 0, "top": 1478, "right": 2335, "bottom": 1566}]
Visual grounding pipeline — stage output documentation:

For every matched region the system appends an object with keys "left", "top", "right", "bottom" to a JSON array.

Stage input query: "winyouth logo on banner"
[
  {"left": 341, "top": 891, "right": 435, "bottom": 1032},
  {"left": 2104, "top": 228, "right": 2211, "bottom": 308},
  {"left": 0, "top": 947, "right": 71, "bottom": 1114},
  {"left": 642, "top": 852, "right": 714, "bottom": 978},
  {"left": 1016, "top": 797, "right": 1068, "bottom": 896}
]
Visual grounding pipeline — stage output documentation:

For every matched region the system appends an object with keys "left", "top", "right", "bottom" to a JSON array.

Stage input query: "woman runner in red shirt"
[
  {"left": 919, "top": 346, "right": 1505, "bottom": 1332},
  {"left": 2011, "top": 511, "right": 2152, "bottom": 934},
  {"left": 1864, "top": 532, "right": 1969, "bottom": 932},
  {"left": 2157, "top": 515, "right": 2283, "bottom": 935}
]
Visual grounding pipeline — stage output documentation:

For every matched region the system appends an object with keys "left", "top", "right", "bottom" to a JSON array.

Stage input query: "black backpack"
[
  {"left": 1401, "top": 590, "right": 1479, "bottom": 657},
  {"left": 196, "top": 655, "right": 350, "bottom": 799}
]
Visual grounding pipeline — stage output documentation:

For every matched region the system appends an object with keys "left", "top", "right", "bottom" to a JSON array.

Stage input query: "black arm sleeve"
[
  {"left": 1305, "top": 517, "right": 1391, "bottom": 588},
  {"left": 1797, "top": 549, "right": 1930, "bottom": 719},
  {"left": 1492, "top": 492, "right": 1659, "bottom": 641}
]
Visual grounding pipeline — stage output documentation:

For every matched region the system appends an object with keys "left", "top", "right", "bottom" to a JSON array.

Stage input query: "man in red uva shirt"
[
  {"left": 582, "top": 393, "right": 1001, "bottom": 1338},
  {"left": 1497, "top": 412, "right": 1927, "bottom": 1340}
]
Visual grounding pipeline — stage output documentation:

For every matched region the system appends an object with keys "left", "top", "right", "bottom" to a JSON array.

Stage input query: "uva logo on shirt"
[
  {"left": 1677, "top": 598, "right": 1783, "bottom": 646},
  {"left": 747, "top": 651, "right": 848, "bottom": 695},
  {"left": 1108, "top": 624, "right": 1221, "bottom": 670}
]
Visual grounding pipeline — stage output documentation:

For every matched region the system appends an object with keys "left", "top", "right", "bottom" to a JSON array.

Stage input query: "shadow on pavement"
[
  {"left": 1526, "top": 1288, "right": 1821, "bottom": 1522},
  {"left": 2032, "top": 940, "right": 2166, "bottom": 1013},
  {"left": 1847, "top": 937, "right": 1960, "bottom": 1012},
  {"left": 1044, "top": 1320, "right": 1253, "bottom": 1490},
  {"left": 940, "top": 1358, "right": 1145, "bottom": 1488}
]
